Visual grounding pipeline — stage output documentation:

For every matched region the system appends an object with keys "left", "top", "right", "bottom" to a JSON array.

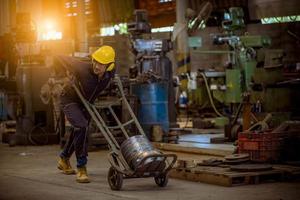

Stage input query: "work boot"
[
  {"left": 76, "top": 166, "right": 90, "bottom": 183},
  {"left": 57, "top": 157, "right": 76, "bottom": 175}
]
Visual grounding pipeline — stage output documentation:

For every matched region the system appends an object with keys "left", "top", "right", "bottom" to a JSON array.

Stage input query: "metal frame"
[{"left": 71, "top": 75, "right": 177, "bottom": 184}]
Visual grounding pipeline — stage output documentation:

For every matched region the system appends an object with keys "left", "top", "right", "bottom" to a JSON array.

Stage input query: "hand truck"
[{"left": 71, "top": 75, "right": 177, "bottom": 190}]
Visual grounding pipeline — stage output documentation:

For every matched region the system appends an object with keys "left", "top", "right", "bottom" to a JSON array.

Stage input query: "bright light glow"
[
  {"left": 261, "top": 15, "right": 300, "bottom": 24},
  {"left": 38, "top": 19, "right": 62, "bottom": 41},
  {"left": 44, "top": 20, "right": 55, "bottom": 30},
  {"left": 41, "top": 31, "right": 63, "bottom": 40}
]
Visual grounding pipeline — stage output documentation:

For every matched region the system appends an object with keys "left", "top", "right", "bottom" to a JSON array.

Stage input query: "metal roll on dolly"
[{"left": 121, "top": 135, "right": 165, "bottom": 172}]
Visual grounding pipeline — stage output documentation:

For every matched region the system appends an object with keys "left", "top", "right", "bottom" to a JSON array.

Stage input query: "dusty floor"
[{"left": 0, "top": 144, "right": 300, "bottom": 200}]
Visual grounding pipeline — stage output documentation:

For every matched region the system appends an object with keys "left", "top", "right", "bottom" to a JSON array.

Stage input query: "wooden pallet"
[
  {"left": 273, "top": 165, "right": 300, "bottom": 179},
  {"left": 169, "top": 166, "right": 285, "bottom": 187}
]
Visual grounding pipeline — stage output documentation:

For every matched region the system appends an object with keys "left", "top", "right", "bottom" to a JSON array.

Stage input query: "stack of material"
[
  {"left": 170, "top": 157, "right": 300, "bottom": 187},
  {"left": 175, "top": 159, "right": 197, "bottom": 169},
  {"left": 195, "top": 154, "right": 251, "bottom": 167},
  {"left": 167, "top": 131, "right": 180, "bottom": 144},
  {"left": 150, "top": 125, "right": 180, "bottom": 144},
  {"left": 224, "top": 153, "right": 250, "bottom": 164},
  {"left": 1, "top": 120, "right": 16, "bottom": 145},
  {"left": 150, "top": 126, "right": 180, "bottom": 144}
]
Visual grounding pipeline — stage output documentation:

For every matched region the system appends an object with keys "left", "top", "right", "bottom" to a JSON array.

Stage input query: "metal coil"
[{"left": 121, "top": 135, "right": 164, "bottom": 172}]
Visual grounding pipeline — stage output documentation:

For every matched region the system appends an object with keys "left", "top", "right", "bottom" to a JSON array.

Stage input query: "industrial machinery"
[
  {"left": 14, "top": 17, "right": 56, "bottom": 144},
  {"left": 2, "top": 12, "right": 56, "bottom": 145},
  {"left": 0, "top": 33, "right": 18, "bottom": 124},
  {"left": 128, "top": 10, "right": 176, "bottom": 138},
  {"left": 187, "top": 7, "right": 297, "bottom": 140},
  {"left": 70, "top": 74, "right": 177, "bottom": 190},
  {"left": 15, "top": 63, "right": 56, "bottom": 145}
]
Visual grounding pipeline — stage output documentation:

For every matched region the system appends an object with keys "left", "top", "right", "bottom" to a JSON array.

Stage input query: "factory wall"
[
  {"left": 35, "top": 21, "right": 299, "bottom": 76},
  {"left": 0, "top": 0, "right": 11, "bottom": 35},
  {"left": 96, "top": 22, "right": 299, "bottom": 76},
  {"left": 190, "top": 27, "right": 229, "bottom": 72}
]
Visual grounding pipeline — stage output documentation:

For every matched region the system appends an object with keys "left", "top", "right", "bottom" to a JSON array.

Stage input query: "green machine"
[
  {"left": 191, "top": 8, "right": 272, "bottom": 107},
  {"left": 214, "top": 7, "right": 273, "bottom": 104},
  {"left": 189, "top": 8, "right": 272, "bottom": 107},
  {"left": 215, "top": 8, "right": 292, "bottom": 139},
  {"left": 225, "top": 35, "right": 272, "bottom": 103},
  {"left": 187, "top": 7, "right": 293, "bottom": 140}
]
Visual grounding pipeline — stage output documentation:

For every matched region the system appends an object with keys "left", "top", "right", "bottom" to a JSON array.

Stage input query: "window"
[
  {"left": 261, "top": 15, "right": 300, "bottom": 24},
  {"left": 100, "top": 25, "right": 173, "bottom": 36},
  {"left": 100, "top": 23, "right": 128, "bottom": 36},
  {"left": 159, "top": 0, "right": 173, "bottom": 3},
  {"left": 100, "top": 27, "right": 115, "bottom": 36},
  {"left": 151, "top": 26, "right": 173, "bottom": 33}
]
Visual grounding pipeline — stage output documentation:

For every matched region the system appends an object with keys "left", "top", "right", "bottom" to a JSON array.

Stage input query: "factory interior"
[{"left": 0, "top": 0, "right": 300, "bottom": 199}]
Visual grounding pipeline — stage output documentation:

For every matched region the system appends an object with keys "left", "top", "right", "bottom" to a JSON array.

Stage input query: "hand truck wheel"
[
  {"left": 107, "top": 166, "right": 123, "bottom": 190},
  {"left": 154, "top": 174, "right": 168, "bottom": 187}
]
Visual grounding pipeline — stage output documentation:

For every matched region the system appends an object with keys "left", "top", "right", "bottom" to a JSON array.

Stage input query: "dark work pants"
[{"left": 60, "top": 102, "right": 90, "bottom": 168}]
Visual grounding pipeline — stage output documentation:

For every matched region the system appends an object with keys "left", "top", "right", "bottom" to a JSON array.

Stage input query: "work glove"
[{"left": 63, "top": 71, "right": 76, "bottom": 86}]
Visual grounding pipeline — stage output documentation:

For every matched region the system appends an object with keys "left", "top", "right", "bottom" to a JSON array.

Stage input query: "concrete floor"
[{"left": 0, "top": 144, "right": 300, "bottom": 200}]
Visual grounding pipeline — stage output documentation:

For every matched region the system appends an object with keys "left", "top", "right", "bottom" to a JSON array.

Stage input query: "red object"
[{"left": 238, "top": 130, "right": 284, "bottom": 162}]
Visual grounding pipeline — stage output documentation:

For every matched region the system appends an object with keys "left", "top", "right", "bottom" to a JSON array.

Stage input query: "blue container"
[{"left": 131, "top": 83, "right": 169, "bottom": 137}]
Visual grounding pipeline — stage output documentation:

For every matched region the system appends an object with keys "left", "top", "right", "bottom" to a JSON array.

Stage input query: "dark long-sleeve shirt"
[{"left": 54, "top": 55, "right": 115, "bottom": 106}]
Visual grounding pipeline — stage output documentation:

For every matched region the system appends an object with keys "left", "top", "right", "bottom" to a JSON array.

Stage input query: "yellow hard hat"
[{"left": 92, "top": 45, "right": 115, "bottom": 71}]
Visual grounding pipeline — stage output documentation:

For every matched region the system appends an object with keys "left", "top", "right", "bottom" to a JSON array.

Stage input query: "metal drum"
[
  {"left": 121, "top": 135, "right": 165, "bottom": 172},
  {"left": 131, "top": 83, "right": 169, "bottom": 137}
]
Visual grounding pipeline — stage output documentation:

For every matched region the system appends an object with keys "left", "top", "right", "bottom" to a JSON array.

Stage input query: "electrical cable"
[
  {"left": 199, "top": 72, "right": 224, "bottom": 117},
  {"left": 183, "top": 105, "right": 190, "bottom": 129}
]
